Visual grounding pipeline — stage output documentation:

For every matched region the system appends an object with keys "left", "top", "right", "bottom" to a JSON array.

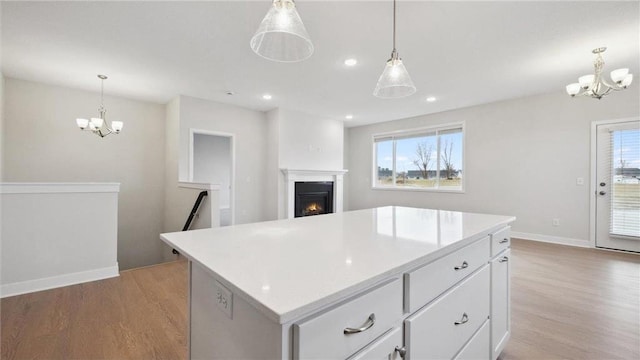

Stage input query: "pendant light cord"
[
  {"left": 100, "top": 78, "right": 104, "bottom": 107},
  {"left": 393, "top": 0, "right": 396, "bottom": 52}
]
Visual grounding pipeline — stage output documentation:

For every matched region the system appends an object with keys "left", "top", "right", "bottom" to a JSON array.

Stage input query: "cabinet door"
[
  {"left": 347, "top": 327, "right": 403, "bottom": 360},
  {"left": 405, "top": 266, "right": 490, "bottom": 360},
  {"left": 490, "top": 249, "right": 511, "bottom": 360}
]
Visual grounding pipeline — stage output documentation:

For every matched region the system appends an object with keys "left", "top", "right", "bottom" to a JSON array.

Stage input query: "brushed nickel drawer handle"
[
  {"left": 395, "top": 346, "right": 407, "bottom": 358},
  {"left": 499, "top": 238, "right": 509, "bottom": 244},
  {"left": 454, "top": 261, "right": 468, "bottom": 270},
  {"left": 344, "top": 313, "right": 375, "bottom": 334},
  {"left": 454, "top": 313, "right": 469, "bottom": 325},
  {"left": 499, "top": 256, "right": 509, "bottom": 263}
]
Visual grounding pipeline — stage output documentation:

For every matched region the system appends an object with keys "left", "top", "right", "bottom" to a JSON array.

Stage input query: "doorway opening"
[
  {"left": 591, "top": 119, "right": 639, "bottom": 252},
  {"left": 189, "top": 130, "right": 235, "bottom": 227}
]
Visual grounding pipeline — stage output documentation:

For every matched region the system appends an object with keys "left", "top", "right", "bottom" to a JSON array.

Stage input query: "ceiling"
[{"left": 2, "top": 1, "right": 639, "bottom": 127}]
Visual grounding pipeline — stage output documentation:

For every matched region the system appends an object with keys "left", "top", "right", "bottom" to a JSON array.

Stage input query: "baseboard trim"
[
  {"left": 0, "top": 264, "right": 119, "bottom": 298},
  {"left": 511, "top": 232, "right": 592, "bottom": 248}
]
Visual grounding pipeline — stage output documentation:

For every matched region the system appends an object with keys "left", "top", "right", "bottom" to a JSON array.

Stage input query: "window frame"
[{"left": 371, "top": 121, "right": 466, "bottom": 193}]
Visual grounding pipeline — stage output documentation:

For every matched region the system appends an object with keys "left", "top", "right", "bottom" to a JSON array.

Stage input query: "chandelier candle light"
[
  {"left": 566, "top": 47, "right": 633, "bottom": 99},
  {"left": 76, "top": 75, "right": 123, "bottom": 138},
  {"left": 250, "top": 0, "right": 313, "bottom": 62},
  {"left": 374, "top": 0, "right": 416, "bottom": 99}
]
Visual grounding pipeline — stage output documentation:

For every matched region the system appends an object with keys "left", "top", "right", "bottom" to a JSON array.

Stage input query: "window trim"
[{"left": 371, "top": 121, "right": 466, "bottom": 193}]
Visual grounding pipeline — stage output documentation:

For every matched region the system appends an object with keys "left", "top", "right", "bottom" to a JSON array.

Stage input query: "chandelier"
[
  {"left": 373, "top": 0, "right": 416, "bottom": 99},
  {"left": 250, "top": 0, "right": 314, "bottom": 62},
  {"left": 75, "top": 75, "right": 123, "bottom": 137},
  {"left": 566, "top": 47, "right": 633, "bottom": 99}
]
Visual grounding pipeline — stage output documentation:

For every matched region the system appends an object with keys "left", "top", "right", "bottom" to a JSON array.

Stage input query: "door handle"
[
  {"left": 600, "top": 182, "right": 606, "bottom": 187},
  {"left": 599, "top": 191, "right": 606, "bottom": 195}
]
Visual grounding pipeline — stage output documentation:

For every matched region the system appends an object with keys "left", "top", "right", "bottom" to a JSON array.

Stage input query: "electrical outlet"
[
  {"left": 214, "top": 281, "right": 233, "bottom": 319},
  {"left": 576, "top": 177, "right": 584, "bottom": 185},
  {"left": 552, "top": 218, "right": 560, "bottom": 226}
]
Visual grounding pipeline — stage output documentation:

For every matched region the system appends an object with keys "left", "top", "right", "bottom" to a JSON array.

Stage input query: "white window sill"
[{"left": 371, "top": 186, "right": 465, "bottom": 194}]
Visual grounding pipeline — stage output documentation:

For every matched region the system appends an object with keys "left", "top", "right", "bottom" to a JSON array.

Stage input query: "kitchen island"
[{"left": 161, "top": 206, "right": 515, "bottom": 359}]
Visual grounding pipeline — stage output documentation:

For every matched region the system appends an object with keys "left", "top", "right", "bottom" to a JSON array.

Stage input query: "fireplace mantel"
[{"left": 280, "top": 169, "right": 348, "bottom": 219}]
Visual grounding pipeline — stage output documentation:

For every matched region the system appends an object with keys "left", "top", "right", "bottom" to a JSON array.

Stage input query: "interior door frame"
[
  {"left": 188, "top": 128, "right": 236, "bottom": 226},
  {"left": 589, "top": 117, "right": 638, "bottom": 249}
]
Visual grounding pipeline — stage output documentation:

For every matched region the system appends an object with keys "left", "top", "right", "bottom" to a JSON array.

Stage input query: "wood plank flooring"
[
  {"left": 1, "top": 239, "right": 639, "bottom": 359},
  {"left": 1, "top": 261, "right": 188, "bottom": 359},
  {"left": 502, "top": 240, "right": 640, "bottom": 360}
]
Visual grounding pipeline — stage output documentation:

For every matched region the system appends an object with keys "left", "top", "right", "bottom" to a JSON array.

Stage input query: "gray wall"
[
  {"left": 2, "top": 78, "right": 167, "bottom": 270},
  {"left": 171, "top": 95, "right": 268, "bottom": 226},
  {"left": 193, "top": 134, "right": 231, "bottom": 208},
  {"left": 346, "top": 88, "right": 640, "bottom": 245}
]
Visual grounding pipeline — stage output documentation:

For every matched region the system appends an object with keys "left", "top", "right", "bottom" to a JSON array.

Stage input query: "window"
[{"left": 373, "top": 123, "right": 464, "bottom": 191}]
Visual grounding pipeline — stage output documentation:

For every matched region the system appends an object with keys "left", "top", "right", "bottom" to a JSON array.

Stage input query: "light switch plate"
[
  {"left": 214, "top": 281, "right": 233, "bottom": 319},
  {"left": 576, "top": 177, "right": 584, "bottom": 185}
]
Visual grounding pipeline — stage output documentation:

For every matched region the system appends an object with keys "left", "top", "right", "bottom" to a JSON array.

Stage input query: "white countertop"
[{"left": 161, "top": 206, "right": 515, "bottom": 324}]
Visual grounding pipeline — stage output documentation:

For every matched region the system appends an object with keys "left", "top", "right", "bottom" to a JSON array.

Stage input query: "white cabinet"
[
  {"left": 405, "top": 237, "right": 490, "bottom": 313},
  {"left": 454, "top": 320, "right": 490, "bottom": 360},
  {"left": 293, "top": 278, "right": 403, "bottom": 359},
  {"left": 490, "top": 249, "right": 511, "bottom": 360},
  {"left": 347, "top": 327, "right": 403, "bottom": 360},
  {"left": 163, "top": 208, "right": 515, "bottom": 360},
  {"left": 405, "top": 266, "right": 490, "bottom": 360}
]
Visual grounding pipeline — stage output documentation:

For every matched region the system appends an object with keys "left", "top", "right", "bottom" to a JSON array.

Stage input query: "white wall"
[
  {"left": 193, "top": 134, "right": 231, "bottom": 208},
  {"left": 265, "top": 108, "right": 345, "bottom": 219},
  {"left": 347, "top": 88, "right": 640, "bottom": 246},
  {"left": 2, "top": 78, "right": 166, "bottom": 270},
  {"left": 0, "top": 72, "right": 4, "bottom": 180},
  {"left": 265, "top": 109, "right": 280, "bottom": 220},
  {"left": 177, "top": 95, "right": 268, "bottom": 225},
  {"left": 1, "top": 183, "right": 119, "bottom": 297},
  {"left": 278, "top": 108, "right": 344, "bottom": 170}
]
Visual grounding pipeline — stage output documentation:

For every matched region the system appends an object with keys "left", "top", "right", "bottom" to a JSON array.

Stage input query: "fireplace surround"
[{"left": 281, "top": 169, "right": 348, "bottom": 219}]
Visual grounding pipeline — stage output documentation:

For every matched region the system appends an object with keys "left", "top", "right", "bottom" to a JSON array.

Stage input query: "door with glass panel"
[{"left": 595, "top": 120, "right": 640, "bottom": 252}]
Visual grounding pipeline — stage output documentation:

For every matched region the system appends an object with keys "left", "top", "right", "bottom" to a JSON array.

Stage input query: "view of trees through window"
[{"left": 375, "top": 126, "right": 463, "bottom": 190}]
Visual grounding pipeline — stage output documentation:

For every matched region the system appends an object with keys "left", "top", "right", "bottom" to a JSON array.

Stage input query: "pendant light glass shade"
[
  {"left": 250, "top": 0, "right": 314, "bottom": 62},
  {"left": 374, "top": 0, "right": 416, "bottom": 99},
  {"left": 374, "top": 57, "right": 416, "bottom": 98}
]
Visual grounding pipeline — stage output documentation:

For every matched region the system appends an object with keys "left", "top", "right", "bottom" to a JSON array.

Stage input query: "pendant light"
[
  {"left": 374, "top": 0, "right": 416, "bottom": 98},
  {"left": 250, "top": 0, "right": 314, "bottom": 62}
]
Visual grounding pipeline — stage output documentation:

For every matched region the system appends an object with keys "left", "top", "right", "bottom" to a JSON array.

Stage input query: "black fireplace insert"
[{"left": 294, "top": 182, "right": 334, "bottom": 217}]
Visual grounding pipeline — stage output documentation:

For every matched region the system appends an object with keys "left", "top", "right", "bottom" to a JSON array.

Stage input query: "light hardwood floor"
[{"left": 1, "top": 239, "right": 638, "bottom": 359}]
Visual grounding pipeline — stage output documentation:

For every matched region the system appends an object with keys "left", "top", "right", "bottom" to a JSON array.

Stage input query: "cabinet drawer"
[
  {"left": 490, "top": 226, "right": 511, "bottom": 257},
  {"left": 405, "top": 237, "right": 490, "bottom": 313},
  {"left": 347, "top": 327, "right": 403, "bottom": 360},
  {"left": 405, "top": 265, "right": 490, "bottom": 360},
  {"left": 293, "top": 278, "right": 403, "bottom": 360},
  {"left": 454, "top": 319, "right": 490, "bottom": 360}
]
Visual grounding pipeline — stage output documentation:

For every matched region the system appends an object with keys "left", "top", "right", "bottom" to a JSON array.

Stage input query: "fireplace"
[
  {"left": 294, "top": 182, "right": 334, "bottom": 218},
  {"left": 281, "top": 169, "right": 347, "bottom": 219}
]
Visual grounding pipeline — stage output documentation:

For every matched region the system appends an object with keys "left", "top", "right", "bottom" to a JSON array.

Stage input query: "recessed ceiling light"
[
  {"left": 226, "top": 91, "right": 235, "bottom": 96},
  {"left": 426, "top": 96, "right": 437, "bottom": 102},
  {"left": 345, "top": 114, "right": 354, "bottom": 120},
  {"left": 262, "top": 94, "right": 272, "bottom": 100},
  {"left": 344, "top": 58, "right": 358, "bottom": 66}
]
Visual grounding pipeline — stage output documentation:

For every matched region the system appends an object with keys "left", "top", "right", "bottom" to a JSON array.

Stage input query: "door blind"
[{"left": 609, "top": 128, "right": 640, "bottom": 238}]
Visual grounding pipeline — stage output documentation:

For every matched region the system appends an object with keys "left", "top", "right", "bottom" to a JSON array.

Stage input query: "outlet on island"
[{"left": 214, "top": 281, "right": 233, "bottom": 319}]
